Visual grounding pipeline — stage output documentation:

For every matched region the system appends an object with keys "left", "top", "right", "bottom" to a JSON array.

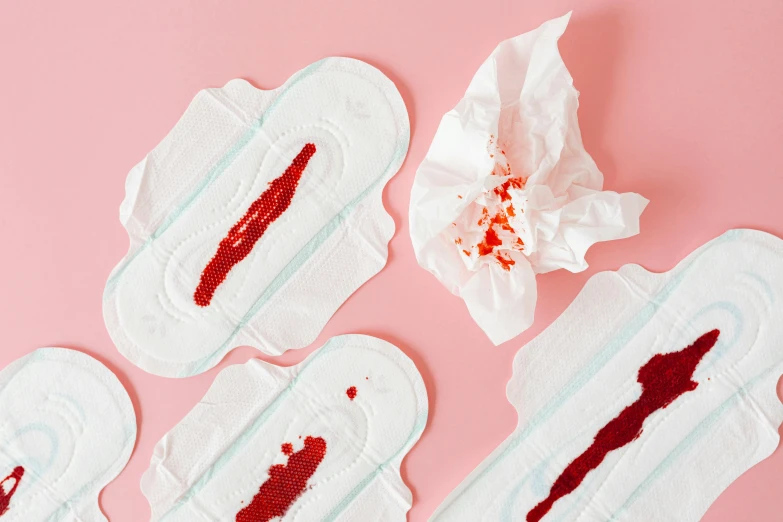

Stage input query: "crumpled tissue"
[
  {"left": 432, "top": 229, "right": 783, "bottom": 522},
  {"left": 103, "top": 57, "right": 410, "bottom": 377},
  {"left": 0, "top": 348, "right": 136, "bottom": 521},
  {"left": 141, "top": 334, "right": 428, "bottom": 521},
  {"left": 409, "top": 13, "right": 648, "bottom": 345}
]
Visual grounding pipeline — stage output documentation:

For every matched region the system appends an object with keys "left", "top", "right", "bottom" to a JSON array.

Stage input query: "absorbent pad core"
[
  {"left": 0, "top": 348, "right": 136, "bottom": 521},
  {"left": 431, "top": 229, "right": 783, "bottom": 522},
  {"left": 141, "top": 334, "right": 428, "bottom": 521},
  {"left": 103, "top": 58, "right": 410, "bottom": 377}
]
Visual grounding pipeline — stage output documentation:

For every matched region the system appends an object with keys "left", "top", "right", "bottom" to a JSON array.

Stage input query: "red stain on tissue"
[
  {"left": 236, "top": 436, "right": 327, "bottom": 522},
  {"left": 194, "top": 143, "right": 317, "bottom": 307},
  {"left": 0, "top": 467, "right": 24, "bottom": 516},
  {"left": 346, "top": 386, "right": 358, "bottom": 400},
  {"left": 456, "top": 140, "right": 528, "bottom": 269},
  {"left": 526, "top": 329, "right": 720, "bottom": 522}
]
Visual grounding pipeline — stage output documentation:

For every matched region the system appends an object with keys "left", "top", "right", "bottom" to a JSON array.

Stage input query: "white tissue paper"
[
  {"left": 431, "top": 229, "right": 783, "bottom": 522},
  {"left": 103, "top": 58, "right": 410, "bottom": 377},
  {"left": 141, "top": 334, "right": 428, "bottom": 521},
  {"left": 409, "top": 12, "right": 648, "bottom": 345},
  {"left": 0, "top": 348, "right": 136, "bottom": 521}
]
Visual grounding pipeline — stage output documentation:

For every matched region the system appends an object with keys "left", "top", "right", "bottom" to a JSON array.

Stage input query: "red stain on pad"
[
  {"left": 0, "top": 466, "right": 24, "bottom": 516},
  {"left": 281, "top": 443, "right": 294, "bottom": 456},
  {"left": 194, "top": 143, "right": 317, "bottom": 307},
  {"left": 236, "top": 436, "right": 326, "bottom": 522},
  {"left": 346, "top": 386, "right": 357, "bottom": 400},
  {"left": 526, "top": 329, "right": 720, "bottom": 522}
]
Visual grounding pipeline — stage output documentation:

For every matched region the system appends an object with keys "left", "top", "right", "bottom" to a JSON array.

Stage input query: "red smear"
[
  {"left": 463, "top": 249, "right": 471, "bottom": 257},
  {"left": 281, "top": 443, "right": 293, "bottom": 456},
  {"left": 495, "top": 253, "right": 515, "bottom": 271},
  {"left": 236, "top": 436, "right": 326, "bottom": 522},
  {"left": 491, "top": 213, "right": 514, "bottom": 232},
  {"left": 346, "top": 386, "right": 357, "bottom": 400},
  {"left": 478, "top": 227, "right": 502, "bottom": 256},
  {"left": 526, "top": 330, "right": 720, "bottom": 522},
  {"left": 0, "top": 467, "right": 24, "bottom": 516},
  {"left": 507, "top": 204, "right": 516, "bottom": 217},
  {"left": 194, "top": 143, "right": 317, "bottom": 307}
]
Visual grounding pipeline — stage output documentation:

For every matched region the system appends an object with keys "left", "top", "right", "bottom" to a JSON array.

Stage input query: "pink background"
[{"left": 1, "top": 1, "right": 782, "bottom": 520}]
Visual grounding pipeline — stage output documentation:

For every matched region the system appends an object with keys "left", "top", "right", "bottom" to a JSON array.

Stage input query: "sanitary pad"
[
  {"left": 431, "top": 229, "right": 783, "bottom": 521},
  {"left": 0, "top": 348, "right": 136, "bottom": 521},
  {"left": 103, "top": 58, "right": 410, "bottom": 377},
  {"left": 409, "top": 13, "right": 648, "bottom": 345},
  {"left": 141, "top": 334, "right": 428, "bottom": 521}
]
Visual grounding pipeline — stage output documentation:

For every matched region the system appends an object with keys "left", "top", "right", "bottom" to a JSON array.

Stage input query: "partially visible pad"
[
  {"left": 432, "top": 229, "right": 783, "bottom": 522},
  {"left": 142, "top": 335, "right": 427, "bottom": 521},
  {"left": 103, "top": 57, "right": 410, "bottom": 377},
  {"left": 0, "top": 348, "right": 136, "bottom": 521}
]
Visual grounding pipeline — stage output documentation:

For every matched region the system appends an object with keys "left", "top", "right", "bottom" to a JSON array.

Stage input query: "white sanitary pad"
[
  {"left": 0, "top": 348, "right": 136, "bottom": 521},
  {"left": 103, "top": 58, "right": 410, "bottom": 377},
  {"left": 431, "top": 229, "right": 783, "bottom": 522},
  {"left": 141, "top": 334, "right": 428, "bottom": 521},
  {"left": 410, "top": 13, "right": 648, "bottom": 345}
]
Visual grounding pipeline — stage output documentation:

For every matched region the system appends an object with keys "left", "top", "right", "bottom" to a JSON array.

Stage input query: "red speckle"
[
  {"left": 365, "top": 377, "right": 369, "bottom": 380},
  {"left": 457, "top": 195, "right": 463, "bottom": 199},
  {"left": 477, "top": 207, "right": 490, "bottom": 226},
  {"left": 526, "top": 330, "right": 720, "bottom": 522},
  {"left": 506, "top": 204, "right": 516, "bottom": 217},
  {"left": 194, "top": 143, "right": 317, "bottom": 307},
  {"left": 0, "top": 467, "right": 23, "bottom": 516},
  {"left": 236, "top": 436, "right": 326, "bottom": 522},
  {"left": 454, "top": 238, "right": 463, "bottom": 245},
  {"left": 477, "top": 227, "right": 502, "bottom": 256},
  {"left": 463, "top": 249, "right": 472, "bottom": 257},
  {"left": 346, "top": 386, "right": 357, "bottom": 400},
  {"left": 281, "top": 443, "right": 293, "bottom": 456}
]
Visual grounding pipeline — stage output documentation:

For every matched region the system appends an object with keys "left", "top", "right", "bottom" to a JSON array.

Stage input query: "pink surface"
[{"left": 0, "top": 1, "right": 782, "bottom": 520}]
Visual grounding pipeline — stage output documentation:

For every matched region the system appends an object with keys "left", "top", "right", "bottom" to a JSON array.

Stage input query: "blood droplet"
[
  {"left": 346, "top": 386, "right": 357, "bottom": 400},
  {"left": 194, "top": 143, "right": 317, "bottom": 307},
  {"left": 526, "top": 330, "right": 720, "bottom": 522},
  {"left": 236, "top": 436, "right": 326, "bottom": 522},
  {"left": 0, "top": 466, "right": 24, "bottom": 516}
]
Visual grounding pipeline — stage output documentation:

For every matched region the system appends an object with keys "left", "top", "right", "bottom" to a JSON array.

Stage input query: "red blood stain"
[
  {"left": 507, "top": 204, "right": 516, "bottom": 217},
  {"left": 194, "top": 143, "right": 317, "bottom": 307},
  {"left": 281, "top": 443, "right": 293, "bottom": 456},
  {"left": 346, "top": 386, "right": 357, "bottom": 400},
  {"left": 236, "top": 436, "right": 326, "bottom": 522},
  {"left": 526, "top": 330, "right": 720, "bottom": 522},
  {"left": 478, "top": 227, "right": 502, "bottom": 256},
  {"left": 495, "top": 253, "right": 515, "bottom": 271},
  {"left": 0, "top": 467, "right": 24, "bottom": 516},
  {"left": 490, "top": 213, "right": 514, "bottom": 232}
]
